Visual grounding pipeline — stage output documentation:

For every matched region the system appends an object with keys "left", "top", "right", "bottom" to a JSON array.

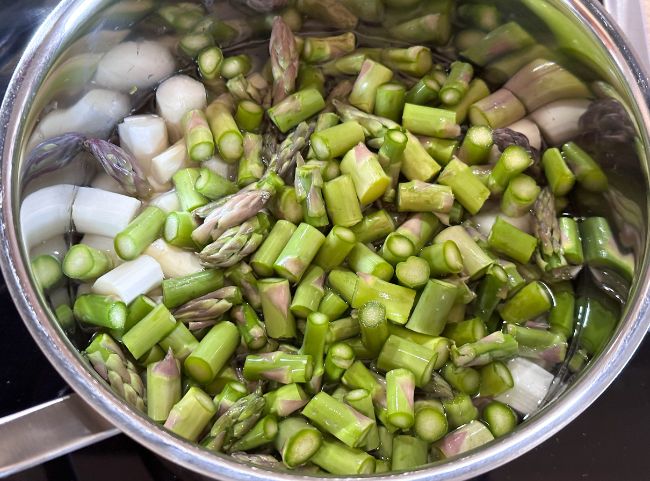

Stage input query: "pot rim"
[{"left": 1, "top": 1, "right": 649, "bottom": 480}]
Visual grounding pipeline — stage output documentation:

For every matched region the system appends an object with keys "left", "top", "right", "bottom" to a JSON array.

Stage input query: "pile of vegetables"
[{"left": 23, "top": 0, "right": 637, "bottom": 475}]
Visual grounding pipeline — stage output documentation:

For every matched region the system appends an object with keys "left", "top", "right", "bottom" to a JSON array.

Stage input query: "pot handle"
[{"left": 0, "top": 393, "right": 119, "bottom": 477}]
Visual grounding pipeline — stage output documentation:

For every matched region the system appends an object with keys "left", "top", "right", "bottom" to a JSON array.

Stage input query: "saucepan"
[{"left": 0, "top": 0, "right": 649, "bottom": 479}]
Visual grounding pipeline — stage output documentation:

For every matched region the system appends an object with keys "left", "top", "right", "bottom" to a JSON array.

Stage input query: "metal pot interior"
[{"left": 2, "top": 0, "right": 649, "bottom": 480}]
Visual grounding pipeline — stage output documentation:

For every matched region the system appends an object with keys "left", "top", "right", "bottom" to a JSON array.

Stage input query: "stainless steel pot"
[{"left": 1, "top": 0, "right": 649, "bottom": 479}]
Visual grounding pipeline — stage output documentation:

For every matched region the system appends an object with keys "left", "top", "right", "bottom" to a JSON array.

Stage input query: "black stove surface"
[{"left": 2, "top": 2, "right": 649, "bottom": 480}]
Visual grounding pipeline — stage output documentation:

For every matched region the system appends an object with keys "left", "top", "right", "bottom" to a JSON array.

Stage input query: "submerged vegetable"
[{"left": 22, "top": 0, "right": 637, "bottom": 475}]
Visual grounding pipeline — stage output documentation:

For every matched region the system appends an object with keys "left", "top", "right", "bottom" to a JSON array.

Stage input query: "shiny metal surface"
[
  {"left": 0, "top": 1, "right": 649, "bottom": 480},
  {"left": 0, "top": 394, "right": 119, "bottom": 478}
]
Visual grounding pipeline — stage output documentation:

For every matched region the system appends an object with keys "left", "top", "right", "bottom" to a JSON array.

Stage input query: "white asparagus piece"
[
  {"left": 21, "top": 184, "right": 77, "bottom": 250},
  {"left": 144, "top": 239, "right": 204, "bottom": 278},
  {"left": 505, "top": 118, "right": 542, "bottom": 150},
  {"left": 148, "top": 190, "right": 181, "bottom": 213},
  {"left": 77, "top": 284, "right": 94, "bottom": 297},
  {"left": 48, "top": 287, "right": 71, "bottom": 309},
  {"left": 30, "top": 235, "right": 69, "bottom": 261},
  {"left": 24, "top": 153, "right": 93, "bottom": 198},
  {"left": 28, "top": 89, "right": 130, "bottom": 150},
  {"left": 150, "top": 140, "right": 189, "bottom": 185},
  {"left": 202, "top": 155, "right": 234, "bottom": 179},
  {"left": 529, "top": 99, "right": 592, "bottom": 146},
  {"left": 80, "top": 234, "right": 123, "bottom": 266},
  {"left": 92, "top": 255, "right": 164, "bottom": 304},
  {"left": 91, "top": 172, "right": 127, "bottom": 195},
  {"left": 495, "top": 357, "right": 554, "bottom": 415},
  {"left": 95, "top": 40, "right": 176, "bottom": 93},
  {"left": 435, "top": 421, "right": 494, "bottom": 458},
  {"left": 72, "top": 187, "right": 141, "bottom": 237},
  {"left": 118, "top": 114, "right": 169, "bottom": 176},
  {"left": 156, "top": 75, "right": 207, "bottom": 141}
]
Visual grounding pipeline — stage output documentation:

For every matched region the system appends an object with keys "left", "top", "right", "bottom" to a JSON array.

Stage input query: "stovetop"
[{"left": 2, "top": 1, "right": 650, "bottom": 480}]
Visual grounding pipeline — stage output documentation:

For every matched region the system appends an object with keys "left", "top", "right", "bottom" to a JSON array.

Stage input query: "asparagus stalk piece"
[
  {"left": 164, "top": 211, "right": 199, "bottom": 249},
  {"left": 352, "top": 273, "right": 416, "bottom": 325},
  {"left": 562, "top": 142, "right": 608, "bottom": 192},
  {"left": 375, "top": 83, "right": 406, "bottom": 122},
  {"left": 251, "top": 220, "right": 297, "bottom": 277},
  {"left": 505, "top": 59, "right": 591, "bottom": 112},
  {"left": 391, "top": 435, "right": 428, "bottom": 471},
  {"left": 197, "top": 46, "right": 223, "bottom": 81},
  {"left": 542, "top": 147, "right": 575, "bottom": 196},
  {"left": 213, "top": 381, "right": 247, "bottom": 417},
  {"left": 461, "top": 22, "right": 536, "bottom": 66},
  {"left": 319, "top": 288, "right": 349, "bottom": 319},
  {"left": 488, "top": 217, "right": 538, "bottom": 264},
  {"left": 310, "top": 438, "right": 376, "bottom": 475},
  {"left": 232, "top": 303, "right": 267, "bottom": 350},
  {"left": 499, "top": 281, "right": 552, "bottom": 324},
  {"left": 386, "top": 368, "right": 415, "bottom": 429},
  {"left": 268, "top": 88, "right": 325, "bottom": 133},
  {"left": 182, "top": 109, "right": 214, "bottom": 162},
  {"left": 290, "top": 266, "right": 326, "bottom": 318},
  {"left": 259, "top": 278, "right": 297, "bottom": 339},
  {"left": 349, "top": 209, "right": 395, "bottom": 243},
  {"left": 74, "top": 294, "right": 127, "bottom": 330},
  {"left": 263, "top": 383, "right": 308, "bottom": 418},
  {"left": 505, "top": 324, "right": 567, "bottom": 363},
  {"left": 434, "top": 420, "right": 494, "bottom": 458},
  {"left": 302, "top": 391, "right": 374, "bottom": 448},
  {"left": 310, "top": 121, "right": 365, "bottom": 160},
  {"left": 397, "top": 180, "right": 454, "bottom": 213},
  {"left": 434, "top": 226, "right": 493, "bottom": 279},
  {"left": 442, "top": 392, "right": 479, "bottom": 429},
  {"left": 243, "top": 351, "right": 313, "bottom": 383},
  {"left": 403, "top": 103, "right": 461, "bottom": 139},
  {"left": 159, "top": 322, "right": 199, "bottom": 361},
  {"left": 479, "top": 360, "right": 514, "bottom": 397},
  {"left": 225, "top": 262, "right": 262, "bottom": 309},
  {"left": 206, "top": 97, "right": 244, "bottom": 163},
  {"left": 377, "top": 335, "right": 438, "bottom": 387},
  {"left": 349, "top": 59, "right": 393, "bottom": 113},
  {"left": 501, "top": 174, "right": 541, "bottom": 217},
  {"left": 237, "top": 133, "right": 265, "bottom": 187},
  {"left": 348, "top": 243, "right": 394, "bottom": 281},
  {"left": 419, "top": 241, "right": 463, "bottom": 278},
  {"left": 441, "top": 361, "right": 480, "bottom": 395},
  {"left": 63, "top": 245, "right": 113, "bottom": 281},
  {"left": 414, "top": 399, "right": 448, "bottom": 443},
  {"left": 295, "top": 162, "right": 329, "bottom": 227},
  {"left": 327, "top": 268, "right": 358, "bottom": 304},
  {"left": 184, "top": 321, "right": 240, "bottom": 383},
  {"left": 452, "top": 331, "right": 520, "bottom": 367},
  {"left": 482, "top": 401, "right": 518, "bottom": 438},
  {"left": 469, "top": 89, "right": 527, "bottom": 129},
  {"left": 273, "top": 223, "right": 326, "bottom": 283},
  {"left": 164, "top": 386, "right": 216, "bottom": 441},
  {"left": 438, "top": 158, "right": 490, "bottom": 215},
  {"left": 298, "top": 233, "right": 347, "bottom": 280},
  {"left": 405, "top": 279, "right": 458, "bottom": 336},
  {"left": 395, "top": 256, "right": 430, "bottom": 289},
  {"left": 548, "top": 281, "right": 576, "bottom": 339},
  {"left": 340, "top": 142, "right": 390, "bottom": 204},
  {"left": 325, "top": 342, "right": 356, "bottom": 382},
  {"left": 229, "top": 414, "right": 278, "bottom": 451},
  {"left": 274, "top": 417, "right": 323, "bottom": 467},
  {"left": 442, "top": 317, "right": 487, "bottom": 347}
]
